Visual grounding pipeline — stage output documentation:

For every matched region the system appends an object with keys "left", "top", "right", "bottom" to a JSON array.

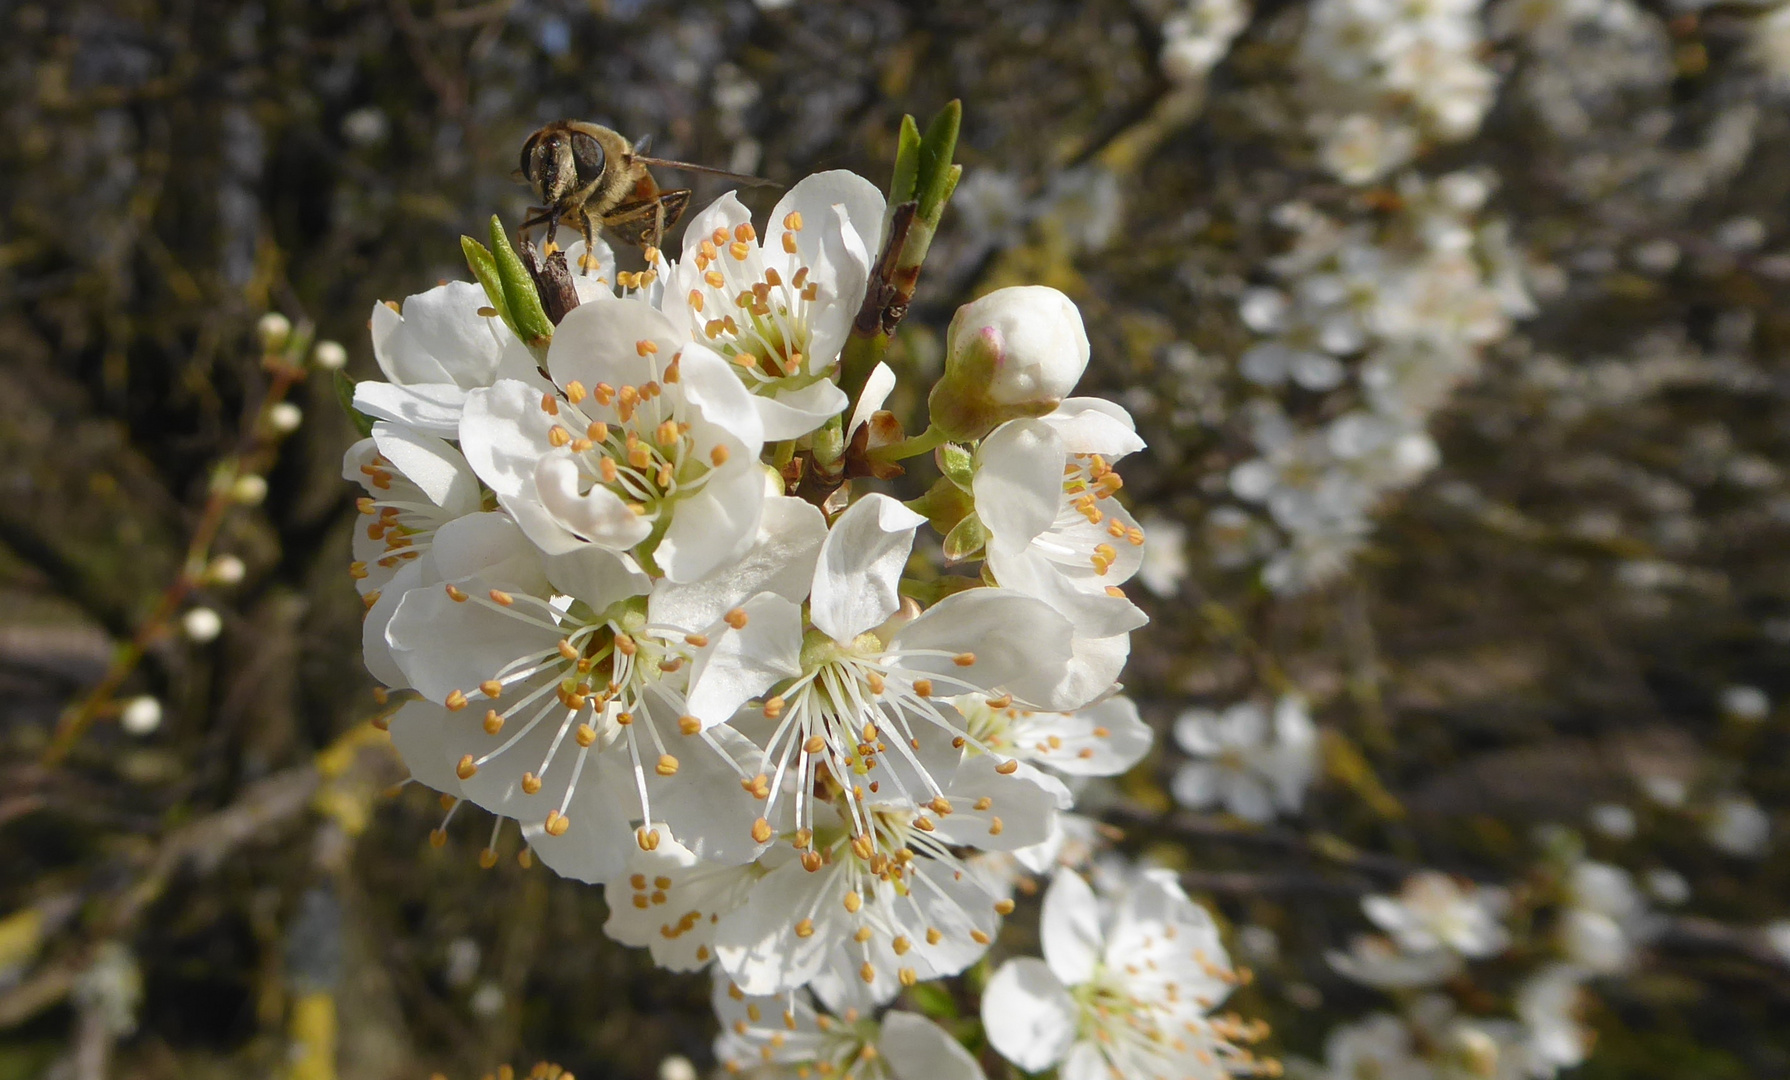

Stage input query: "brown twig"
[{"left": 42, "top": 336, "right": 313, "bottom": 766}]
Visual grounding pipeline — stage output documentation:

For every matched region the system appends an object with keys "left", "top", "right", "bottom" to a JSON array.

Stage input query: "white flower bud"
[
  {"left": 267, "top": 402, "right": 303, "bottom": 433},
  {"left": 120, "top": 695, "right": 162, "bottom": 736},
  {"left": 256, "top": 312, "right": 292, "bottom": 351},
  {"left": 182, "top": 607, "right": 223, "bottom": 643},
  {"left": 311, "top": 340, "right": 348, "bottom": 370},
  {"left": 230, "top": 474, "right": 268, "bottom": 506},
  {"left": 657, "top": 1056, "right": 697, "bottom": 1080},
  {"left": 928, "top": 286, "right": 1090, "bottom": 441},
  {"left": 206, "top": 554, "right": 246, "bottom": 586}
]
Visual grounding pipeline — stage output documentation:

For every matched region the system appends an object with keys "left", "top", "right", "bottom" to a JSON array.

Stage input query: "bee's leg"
[
  {"left": 518, "top": 206, "right": 553, "bottom": 244},
  {"left": 578, "top": 213, "right": 599, "bottom": 277}
]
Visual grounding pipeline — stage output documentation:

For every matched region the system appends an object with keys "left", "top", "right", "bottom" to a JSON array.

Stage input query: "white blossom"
[
  {"left": 1171, "top": 695, "right": 1318, "bottom": 822},
  {"left": 982, "top": 868, "right": 1262, "bottom": 1080}
]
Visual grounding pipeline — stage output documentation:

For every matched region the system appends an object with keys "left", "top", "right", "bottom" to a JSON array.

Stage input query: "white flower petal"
[
  {"left": 459, "top": 380, "right": 558, "bottom": 500},
  {"left": 353, "top": 381, "right": 467, "bottom": 437},
  {"left": 890, "top": 589, "right": 1075, "bottom": 696},
  {"left": 386, "top": 581, "right": 563, "bottom": 706},
  {"left": 656, "top": 465, "right": 764, "bottom": 583},
  {"left": 386, "top": 700, "right": 463, "bottom": 794},
  {"left": 981, "top": 957, "right": 1078, "bottom": 1071},
  {"left": 882, "top": 1012, "right": 988, "bottom": 1080},
  {"left": 810, "top": 493, "right": 926, "bottom": 643},
  {"left": 649, "top": 496, "right": 827, "bottom": 631},
  {"left": 713, "top": 858, "right": 838, "bottom": 993},
  {"left": 975, "top": 420, "right": 1066, "bottom": 555},
  {"left": 849, "top": 362, "right": 897, "bottom": 438},
  {"left": 756, "top": 379, "right": 851, "bottom": 441},
  {"left": 1041, "top": 868, "right": 1104, "bottom": 986},
  {"left": 1042, "top": 398, "right": 1145, "bottom": 458},
  {"left": 543, "top": 545, "right": 651, "bottom": 608},
  {"left": 369, "top": 422, "right": 481, "bottom": 514},
  {"left": 1013, "top": 696, "right": 1153, "bottom": 777},
  {"left": 428, "top": 513, "right": 549, "bottom": 593},
  {"left": 685, "top": 594, "right": 804, "bottom": 727},
  {"left": 535, "top": 452, "right": 655, "bottom": 550}
]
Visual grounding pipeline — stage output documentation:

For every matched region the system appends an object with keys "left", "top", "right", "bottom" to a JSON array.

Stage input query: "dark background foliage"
[{"left": 3, "top": 1, "right": 1789, "bottom": 1078}]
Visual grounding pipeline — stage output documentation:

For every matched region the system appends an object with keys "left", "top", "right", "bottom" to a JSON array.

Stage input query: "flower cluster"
[
  {"left": 347, "top": 167, "right": 1197, "bottom": 1073},
  {"left": 1296, "top": 0, "right": 1497, "bottom": 184},
  {"left": 1308, "top": 837, "right": 1670, "bottom": 1080},
  {"left": 1213, "top": 171, "right": 1531, "bottom": 592}
]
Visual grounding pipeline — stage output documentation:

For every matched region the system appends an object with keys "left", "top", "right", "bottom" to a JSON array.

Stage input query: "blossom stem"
[{"left": 868, "top": 423, "right": 949, "bottom": 463}]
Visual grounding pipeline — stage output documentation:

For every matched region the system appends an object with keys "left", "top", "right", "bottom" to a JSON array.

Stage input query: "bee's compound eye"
[
  {"left": 520, "top": 136, "right": 538, "bottom": 181},
  {"left": 569, "top": 131, "right": 606, "bottom": 184}
]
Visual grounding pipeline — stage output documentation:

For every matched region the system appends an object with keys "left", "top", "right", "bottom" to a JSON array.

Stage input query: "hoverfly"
[{"left": 517, "top": 121, "right": 776, "bottom": 273}]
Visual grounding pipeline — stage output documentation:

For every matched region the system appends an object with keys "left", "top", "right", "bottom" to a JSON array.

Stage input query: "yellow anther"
[
  {"left": 522, "top": 773, "right": 543, "bottom": 795},
  {"left": 483, "top": 709, "right": 504, "bottom": 735},
  {"left": 795, "top": 918, "right": 815, "bottom": 938},
  {"left": 656, "top": 754, "right": 680, "bottom": 776},
  {"left": 913, "top": 679, "right": 933, "bottom": 697},
  {"left": 803, "top": 735, "right": 826, "bottom": 755},
  {"left": 953, "top": 652, "right": 976, "bottom": 667},
  {"left": 679, "top": 715, "right": 702, "bottom": 735},
  {"left": 751, "top": 818, "right": 773, "bottom": 843},
  {"left": 548, "top": 425, "right": 571, "bottom": 448},
  {"left": 575, "top": 724, "right": 597, "bottom": 747},
  {"left": 724, "top": 608, "right": 749, "bottom": 629},
  {"left": 445, "top": 689, "right": 468, "bottom": 711},
  {"left": 456, "top": 754, "right": 478, "bottom": 780},
  {"left": 565, "top": 380, "right": 587, "bottom": 404},
  {"left": 445, "top": 584, "right": 468, "bottom": 602},
  {"left": 540, "top": 394, "right": 559, "bottom": 416},
  {"left": 544, "top": 811, "right": 570, "bottom": 836}
]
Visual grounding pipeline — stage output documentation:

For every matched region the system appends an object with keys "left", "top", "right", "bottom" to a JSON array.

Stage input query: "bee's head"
[{"left": 520, "top": 124, "right": 611, "bottom": 204}]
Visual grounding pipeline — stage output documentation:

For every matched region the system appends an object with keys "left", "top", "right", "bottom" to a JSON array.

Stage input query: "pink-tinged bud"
[{"left": 928, "top": 286, "right": 1090, "bottom": 441}]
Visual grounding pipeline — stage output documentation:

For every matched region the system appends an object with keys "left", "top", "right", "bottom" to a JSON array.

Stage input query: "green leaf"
[
  {"left": 888, "top": 114, "right": 922, "bottom": 207},
  {"left": 460, "top": 235, "right": 516, "bottom": 338},
  {"left": 487, "top": 216, "right": 554, "bottom": 348},
  {"left": 916, "top": 100, "right": 961, "bottom": 221},
  {"left": 333, "top": 370, "right": 375, "bottom": 438}
]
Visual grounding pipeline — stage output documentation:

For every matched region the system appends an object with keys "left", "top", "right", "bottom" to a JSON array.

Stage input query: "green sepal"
[
  {"left": 460, "top": 234, "right": 516, "bottom": 338},
  {"left": 903, "top": 979, "right": 959, "bottom": 1021},
  {"left": 941, "top": 512, "right": 988, "bottom": 563},
  {"left": 487, "top": 216, "right": 554, "bottom": 348},
  {"left": 334, "top": 370, "right": 375, "bottom": 439},
  {"left": 936, "top": 443, "right": 974, "bottom": 491},
  {"left": 916, "top": 100, "right": 961, "bottom": 221}
]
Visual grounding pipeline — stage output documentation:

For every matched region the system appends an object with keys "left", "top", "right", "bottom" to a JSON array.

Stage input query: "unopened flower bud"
[
  {"left": 257, "top": 312, "right": 292, "bottom": 351},
  {"left": 658, "top": 1057, "right": 697, "bottom": 1080},
  {"left": 928, "top": 286, "right": 1089, "bottom": 441},
  {"left": 120, "top": 695, "right": 162, "bottom": 736},
  {"left": 206, "top": 554, "right": 246, "bottom": 586},
  {"left": 182, "top": 607, "right": 223, "bottom": 643},
  {"left": 230, "top": 474, "right": 268, "bottom": 505},
  {"left": 267, "top": 402, "right": 303, "bottom": 433},
  {"left": 311, "top": 339, "right": 348, "bottom": 371}
]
